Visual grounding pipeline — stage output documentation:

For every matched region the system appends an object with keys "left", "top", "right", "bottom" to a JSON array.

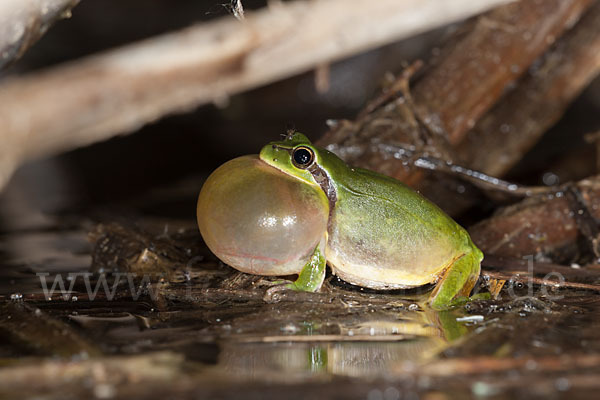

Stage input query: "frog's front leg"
[
  {"left": 290, "top": 242, "right": 327, "bottom": 291},
  {"left": 264, "top": 240, "right": 327, "bottom": 299},
  {"left": 428, "top": 247, "right": 483, "bottom": 310}
]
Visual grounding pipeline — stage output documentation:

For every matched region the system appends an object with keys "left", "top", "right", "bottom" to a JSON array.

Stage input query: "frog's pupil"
[{"left": 294, "top": 148, "right": 312, "bottom": 167}]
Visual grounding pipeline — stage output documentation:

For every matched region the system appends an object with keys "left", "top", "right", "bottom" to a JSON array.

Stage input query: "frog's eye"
[{"left": 292, "top": 146, "right": 315, "bottom": 169}]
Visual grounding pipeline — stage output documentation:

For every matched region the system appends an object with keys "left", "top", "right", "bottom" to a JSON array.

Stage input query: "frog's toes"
[
  {"left": 429, "top": 292, "right": 491, "bottom": 310},
  {"left": 444, "top": 293, "right": 492, "bottom": 309},
  {"left": 470, "top": 292, "right": 492, "bottom": 301},
  {"left": 263, "top": 282, "right": 297, "bottom": 303}
]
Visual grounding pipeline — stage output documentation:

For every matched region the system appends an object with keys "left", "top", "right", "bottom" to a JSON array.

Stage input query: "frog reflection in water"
[
  {"left": 217, "top": 309, "right": 472, "bottom": 378},
  {"left": 197, "top": 132, "right": 484, "bottom": 309}
]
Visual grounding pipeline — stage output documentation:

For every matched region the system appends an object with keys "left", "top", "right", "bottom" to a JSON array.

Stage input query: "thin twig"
[
  {"left": 230, "top": 0, "right": 245, "bottom": 21},
  {"left": 483, "top": 270, "right": 600, "bottom": 292},
  {"left": 374, "top": 143, "right": 553, "bottom": 196}
]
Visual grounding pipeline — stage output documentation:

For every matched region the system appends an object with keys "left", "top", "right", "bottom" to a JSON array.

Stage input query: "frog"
[{"left": 197, "top": 132, "right": 483, "bottom": 309}]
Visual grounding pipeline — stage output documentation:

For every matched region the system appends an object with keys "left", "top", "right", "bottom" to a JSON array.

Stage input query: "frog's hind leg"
[{"left": 428, "top": 247, "right": 482, "bottom": 310}]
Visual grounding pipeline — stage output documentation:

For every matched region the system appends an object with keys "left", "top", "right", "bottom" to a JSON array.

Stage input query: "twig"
[
  {"left": 0, "top": 0, "right": 80, "bottom": 71},
  {"left": 483, "top": 270, "right": 600, "bottom": 292},
  {"left": 482, "top": 254, "right": 600, "bottom": 281},
  {"left": 357, "top": 60, "right": 423, "bottom": 119},
  {"left": 230, "top": 0, "right": 245, "bottom": 21},
  {"left": 371, "top": 141, "right": 556, "bottom": 196},
  {"left": 0, "top": 0, "right": 513, "bottom": 191},
  {"left": 412, "top": 154, "right": 552, "bottom": 196}
]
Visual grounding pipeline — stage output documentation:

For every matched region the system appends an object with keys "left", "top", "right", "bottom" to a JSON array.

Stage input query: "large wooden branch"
[
  {"left": 469, "top": 176, "right": 600, "bottom": 263},
  {"left": 317, "top": 0, "right": 593, "bottom": 185},
  {"left": 0, "top": 0, "right": 80, "bottom": 71},
  {"left": 420, "top": 1, "right": 600, "bottom": 215},
  {"left": 458, "top": 0, "right": 600, "bottom": 177},
  {"left": 0, "top": 0, "right": 512, "bottom": 190}
]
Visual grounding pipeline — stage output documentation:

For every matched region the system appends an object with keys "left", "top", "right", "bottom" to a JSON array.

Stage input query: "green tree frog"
[{"left": 197, "top": 132, "right": 483, "bottom": 309}]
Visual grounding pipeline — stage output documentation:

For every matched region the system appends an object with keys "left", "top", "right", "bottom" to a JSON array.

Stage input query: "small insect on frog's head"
[{"left": 259, "top": 131, "right": 321, "bottom": 187}]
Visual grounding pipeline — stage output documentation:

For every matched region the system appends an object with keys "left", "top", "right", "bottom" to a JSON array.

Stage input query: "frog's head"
[{"left": 259, "top": 132, "right": 321, "bottom": 186}]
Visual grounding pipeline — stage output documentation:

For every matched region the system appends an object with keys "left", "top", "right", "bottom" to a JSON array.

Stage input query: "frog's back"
[{"left": 326, "top": 167, "right": 471, "bottom": 289}]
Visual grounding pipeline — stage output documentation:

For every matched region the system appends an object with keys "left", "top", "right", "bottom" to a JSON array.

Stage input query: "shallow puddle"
[{"left": 1, "top": 216, "right": 600, "bottom": 399}]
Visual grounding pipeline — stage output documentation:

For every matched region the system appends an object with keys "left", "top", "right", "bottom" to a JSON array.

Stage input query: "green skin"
[{"left": 259, "top": 133, "right": 483, "bottom": 310}]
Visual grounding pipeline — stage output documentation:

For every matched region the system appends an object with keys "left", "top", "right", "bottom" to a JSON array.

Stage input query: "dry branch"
[
  {"left": 0, "top": 0, "right": 512, "bottom": 190},
  {"left": 317, "top": 0, "right": 593, "bottom": 184},
  {"left": 458, "top": 1, "right": 600, "bottom": 177},
  {"left": 0, "top": 0, "right": 80, "bottom": 71},
  {"left": 420, "top": 2, "right": 600, "bottom": 214},
  {"left": 469, "top": 176, "right": 600, "bottom": 262}
]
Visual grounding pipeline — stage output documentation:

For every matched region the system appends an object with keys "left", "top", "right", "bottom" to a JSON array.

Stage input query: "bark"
[
  {"left": 317, "top": 0, "right": 594, "bottom": 187},
  {"left": 457, "top": 1, "right": 600, "bottom": 177},
  {"left": 421, "top": 2, "right": 600, "bottom": 215},
  {"left": 469, "top": 176, "right": 600, "bottom": 263}
]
